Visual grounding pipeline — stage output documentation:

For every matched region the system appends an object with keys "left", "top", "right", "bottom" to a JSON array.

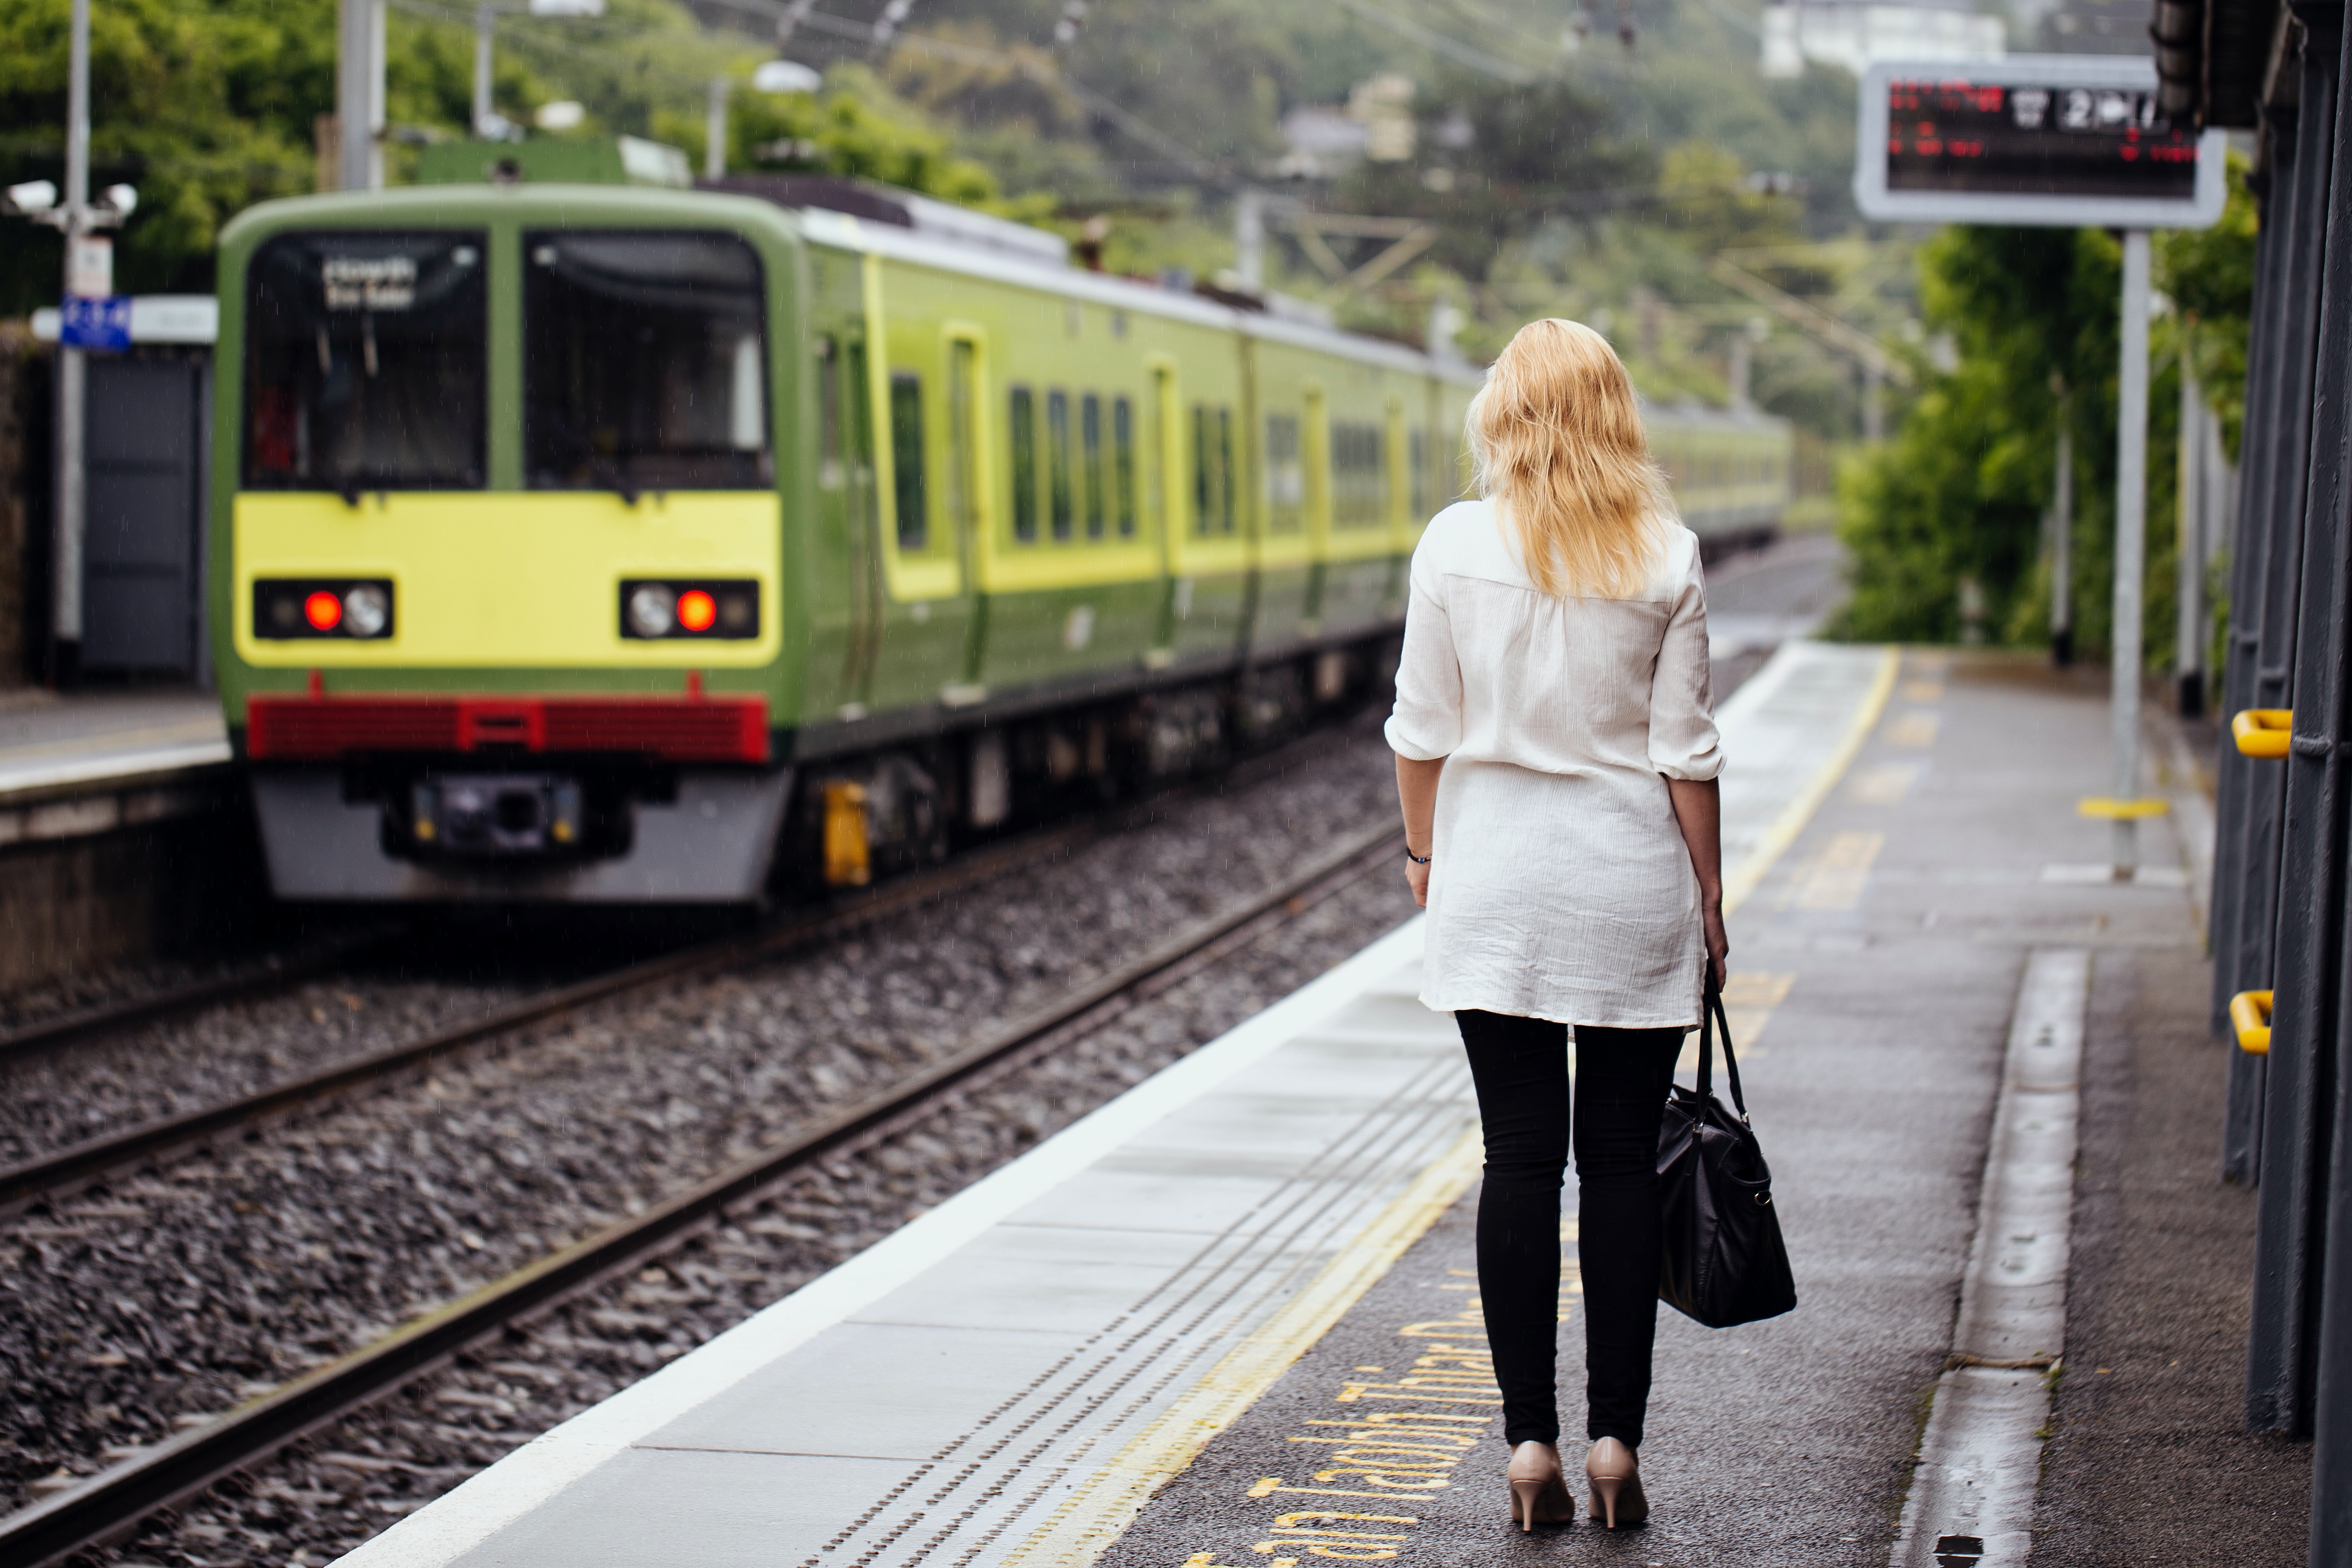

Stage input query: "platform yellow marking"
[
  {"left": 1885, "top": 709, "right": 1942, "bottom": 748},
  {"left": 1720, "top": 645, "right": 1901, "bottom": 916},
  {"left": 1848, "top": 762, "right": 1921, "bottom": 805},
  {"left": 997, "top": 1126, "right": 1484, "bottom": 1568},
  {"left": 1796, "top": 832, "right": 1884, "bottom": 911},
  {"left": 2077, "top": 796, "right": 2171, "bottom": 819}
]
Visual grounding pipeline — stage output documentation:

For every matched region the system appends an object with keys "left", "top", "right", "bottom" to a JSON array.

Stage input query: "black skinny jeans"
[{"left": 1457, "top": 1010, "right": 1681, "bottom": 1450}]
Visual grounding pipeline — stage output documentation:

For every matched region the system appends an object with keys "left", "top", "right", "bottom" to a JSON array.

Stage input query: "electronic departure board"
[{"left": 1855, "top": 57, "right": 2227, "bottom": 229}]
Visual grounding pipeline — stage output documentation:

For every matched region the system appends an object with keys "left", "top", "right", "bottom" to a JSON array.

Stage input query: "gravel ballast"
[{"left": 1, "top": 723, "right": 1403, "bottom": 1525}]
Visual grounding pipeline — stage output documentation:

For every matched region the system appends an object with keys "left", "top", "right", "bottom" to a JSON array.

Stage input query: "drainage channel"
[{"left": 1893, "top": 947, "right": 2090, "bottom": 1568}]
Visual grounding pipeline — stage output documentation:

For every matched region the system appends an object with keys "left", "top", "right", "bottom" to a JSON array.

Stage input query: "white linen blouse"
[{"left": 1383, "top": 498, "right": 1722, "bottom": 1029}]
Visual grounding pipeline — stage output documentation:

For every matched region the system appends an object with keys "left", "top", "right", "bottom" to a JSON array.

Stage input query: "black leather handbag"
[{"left": 1656, "top": 984, "right": 1797, "bottom": 1328}]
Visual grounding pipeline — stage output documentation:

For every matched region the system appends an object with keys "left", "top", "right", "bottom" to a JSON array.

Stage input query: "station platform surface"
[
  {"left": 0, "top": 688, "right": 228, "bottom": 801},
  {"left": 331, "top": 644, "right": 2309, "bottom": 1568}
]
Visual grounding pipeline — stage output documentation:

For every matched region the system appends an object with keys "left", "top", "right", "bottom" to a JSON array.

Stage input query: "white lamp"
[{"left": 753, "top": 59, "right": 823, "bottom": 94}]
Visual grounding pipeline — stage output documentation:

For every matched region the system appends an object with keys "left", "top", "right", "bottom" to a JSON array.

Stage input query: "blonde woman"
[{"left": 1386, "top": 319, "right": 1726, "bottom": 1532}]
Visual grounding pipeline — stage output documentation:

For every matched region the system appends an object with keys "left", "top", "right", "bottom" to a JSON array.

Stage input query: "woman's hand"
[
  {"left": 1394, "top": 754, "right": 1445, "bottom": 910},
  {"left": 1701, "top": 898, "right": 1729, "bottom": 992},
  {"left": 1665, "top": 776, "right": 1727, "bottom": 992}
]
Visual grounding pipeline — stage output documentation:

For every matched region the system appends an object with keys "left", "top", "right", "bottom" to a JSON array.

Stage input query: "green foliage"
[
  {"left": 662, "top": 62, "right": 1015, "bottom": 212},
  {"left": 2162, "top": 169, "right": 2259, "bottom": 458},
  {"left": 0, "top": 0, "right": 332, "bottom": 308}
]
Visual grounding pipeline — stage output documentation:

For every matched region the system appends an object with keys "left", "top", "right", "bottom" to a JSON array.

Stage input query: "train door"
[{"left": 860, "top": 258, "right": 977, "bottom": 713}]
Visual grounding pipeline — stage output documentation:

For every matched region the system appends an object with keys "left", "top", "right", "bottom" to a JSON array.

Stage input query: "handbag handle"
[{"left": 1694, "top": 978, "right": 1750, "bottom": 1122}]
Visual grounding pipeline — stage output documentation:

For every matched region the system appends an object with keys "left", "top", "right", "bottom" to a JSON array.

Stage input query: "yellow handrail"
[
  {"left": 2230, "top": 990, "right": 2273, "bottom": 1054},
  {"left": 2233, "top": 709, "right": 2292, "bottom": 759}
]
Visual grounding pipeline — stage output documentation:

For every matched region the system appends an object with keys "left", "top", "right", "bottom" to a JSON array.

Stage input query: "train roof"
[{"left": 216, "top": 182, "right": 1485, "bottom": 390}]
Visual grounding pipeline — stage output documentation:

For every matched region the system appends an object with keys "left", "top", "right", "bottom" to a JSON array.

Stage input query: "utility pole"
[
  {"left": 337, "top": 0, "right": 386, "bottom": 190},
  {"left": 2051, "top": 380, "right": 2073, "bottom": 666},
  {"left": 53, "top": 0, "right": 94, "bottom": 687},
  {"left": 2175, "top": 327, "right": 2205, "bottom": 718},
  {"left": 2108, "top": 230, "right": 2152, "bottom": 879},
  {"left": 474, "top": 2, "right": 498, "bottom": 137},
  {"left": 707, "top": 77, "right": 731, "bottom": 178},
  {"left": 1233, "top": 188, "right": 1266, "bottom": 291}
]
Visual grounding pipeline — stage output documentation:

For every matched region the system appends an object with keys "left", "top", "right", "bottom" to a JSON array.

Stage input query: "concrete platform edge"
[{"left": 330, "top": 914, "right": 1435, "bottom": 1568}]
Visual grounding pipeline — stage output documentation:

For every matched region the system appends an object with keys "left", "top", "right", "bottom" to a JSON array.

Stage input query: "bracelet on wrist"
[{"left": 1404, "top": 847, "right": 1432, "bottom": 865}]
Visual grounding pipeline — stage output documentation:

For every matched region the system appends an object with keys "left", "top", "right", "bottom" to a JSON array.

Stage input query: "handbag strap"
[{"left": 1694, "top": 979, "right": 1750, "bottom": 1121}]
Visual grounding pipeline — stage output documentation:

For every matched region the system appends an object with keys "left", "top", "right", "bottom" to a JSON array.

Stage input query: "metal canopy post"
[
  {"left": 2214, "top": 200, "right": 2294, "bottom": 1181},
  {"left": 2111, "top": 230, "right": 2153, "bottom": 878},
  {"left": 2300, "top": 7, "right": 2352, "bottom": 1550},
  {"left": 2247, "top": 0, "right": 2344, "bottom": 1439}
]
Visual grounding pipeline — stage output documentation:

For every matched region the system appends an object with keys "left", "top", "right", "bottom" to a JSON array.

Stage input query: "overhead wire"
[
  {"left": 1314, "top": 0, "right": 1538, "bottom": 81},
  {"left": 700, "top": 0, "right": 1218, "bottom": 175}
]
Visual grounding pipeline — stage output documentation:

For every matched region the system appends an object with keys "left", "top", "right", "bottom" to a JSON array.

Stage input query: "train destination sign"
[{"left": 1855, "top": 56, "right": 2227, "bottom": 228}]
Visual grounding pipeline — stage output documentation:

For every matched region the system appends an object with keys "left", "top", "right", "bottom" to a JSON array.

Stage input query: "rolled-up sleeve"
[
  {"left": 1647, "top": 546, "right": 1722, "bottom": 780},
  {"left": 1384, "top": 554, "right": 1462, "bottom": 761}
]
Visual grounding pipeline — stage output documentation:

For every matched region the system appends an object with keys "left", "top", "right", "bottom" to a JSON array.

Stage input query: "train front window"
[
  {"left": 525, "top": 231, "right": 770, "bottom": 493},
  {"left": 244, "top": 231, "right": 487, "bottom": 492}
]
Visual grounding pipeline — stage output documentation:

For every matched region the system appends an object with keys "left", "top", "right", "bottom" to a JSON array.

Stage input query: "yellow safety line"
[
  {"left": 1720, "top": 645, "right": 1903, "bottom": 916},
  {"left": 997, "top": 1126, "right": 1487, "bottom": 1568}
]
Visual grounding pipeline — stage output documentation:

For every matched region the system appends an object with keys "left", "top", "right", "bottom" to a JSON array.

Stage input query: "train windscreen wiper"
[{"left": 537, "top": 410, "right": 642, "bottom": 506}]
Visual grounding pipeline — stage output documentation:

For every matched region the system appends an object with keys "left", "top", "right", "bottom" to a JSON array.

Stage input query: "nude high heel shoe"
[
  {"left": 1584, "top": 1437, "right": 1649, "bottom": 1528},
  {"left": 1504, "top": 1441, "right": 1576, "bottom": 1530}
]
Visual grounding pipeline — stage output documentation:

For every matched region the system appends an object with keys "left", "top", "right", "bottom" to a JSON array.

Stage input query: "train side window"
[
  {"left": 946, "top": 339, "right": 978, "bottom": 543},
  {"left": 1409, "top": 427, "right": 1428, "bottom": 521},
  {"left": 1010, "top": 386, "right": 1038, "bottom": 542},
  {"left": 1192, "top": 403, "right": 1212, "bottom": 537},
  {"left": 1082, "top": 393, "right": 1105, "bottom": 539},
  {"left": 1265, "top": 412, "right": 1302, "bottom": 534},
  {"left": 1048, "top": 389, "right": 1074, "bottom": 541},
  {"left": 1113, "top": 395, "right": 1137, "bottom": 537},
  {"left": 1216, "top": 406, "right": 1236, "bottom": 535},
  {"left": 1332, "top": 420, "right": 1387, "bottom": 528},
  {"left": 890, "top": 371, "right": 927, "bottom": 552}
]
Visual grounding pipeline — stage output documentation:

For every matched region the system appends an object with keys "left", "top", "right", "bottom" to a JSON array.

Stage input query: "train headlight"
[
  {"left": 619, "top": 580, "right": 759, "bottom": 640},
  {"left": 256, "top": 579, "right": 395, "bottom": 640},
  {"left": 343, "top": 585, "right": 390, "bottom": 638},
  {"left": 626, "top": 584, "right": 676, "bottom": 639}
]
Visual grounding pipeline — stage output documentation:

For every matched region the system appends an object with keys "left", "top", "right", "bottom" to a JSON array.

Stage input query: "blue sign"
[{"left": 59, "top": 295, "right": 132, "bottom": 352}]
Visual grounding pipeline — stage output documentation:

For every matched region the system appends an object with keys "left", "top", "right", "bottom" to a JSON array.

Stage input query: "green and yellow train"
[{"left": 210, "top": 167, "right": 1791, "bottom": 902}]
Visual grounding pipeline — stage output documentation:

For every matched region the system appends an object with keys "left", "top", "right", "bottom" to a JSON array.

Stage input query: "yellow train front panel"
[{"left": 232, "top": 491, "right": 784, "bottom": 670}]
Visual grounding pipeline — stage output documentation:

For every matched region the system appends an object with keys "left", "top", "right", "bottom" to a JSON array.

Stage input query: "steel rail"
[
  {"left": 0, "top": 819, "right": 1404, "bottom": 1568},
  {"left": 0, "top": 715, "right": 1378, "bottom": 1211},
  {"left": 0, "top": 929, "right": 394, "bottom": 1070},
  {"left": 0, "top": 821, "right": 1099, "bottom": 1214}
]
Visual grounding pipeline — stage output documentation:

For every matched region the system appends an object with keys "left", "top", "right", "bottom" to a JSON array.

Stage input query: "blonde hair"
[{"left": 1466, "top": 318, "right": 1671, "bottom": 599}]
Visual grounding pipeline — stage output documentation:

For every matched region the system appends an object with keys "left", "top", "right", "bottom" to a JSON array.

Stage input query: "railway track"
[
  {"left": 0, "top": 817, "right": 1404, "bottom": 1568},
  {"left": 0, "top": 716, "right": 1377, "bottom": 1213},
  {"left": 0, "top": 931, "right": 395, "bottom": 1071},
  {"left": 0, "top": 819, "right": 1097, "bottom": 1215}
]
